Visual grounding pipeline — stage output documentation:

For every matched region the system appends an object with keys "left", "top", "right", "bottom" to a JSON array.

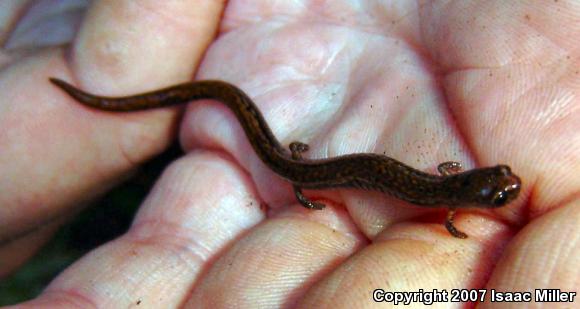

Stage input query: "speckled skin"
[{"left": 50, "top": 78, "right": 522, "bottom": 238}]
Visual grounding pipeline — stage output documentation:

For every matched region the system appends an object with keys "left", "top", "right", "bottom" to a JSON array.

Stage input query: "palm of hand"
[{"left": 0, "top": 1, "right": 578, "bottom": 307}]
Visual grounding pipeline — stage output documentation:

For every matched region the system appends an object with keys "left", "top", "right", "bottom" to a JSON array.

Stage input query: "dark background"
[{"left": 0, "top": 142, "right": 184, "bottom": 305}]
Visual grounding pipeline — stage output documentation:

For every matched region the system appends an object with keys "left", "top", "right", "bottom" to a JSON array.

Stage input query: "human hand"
[{"left": 2, "top": 1, "right": 578, "bottom": 307}]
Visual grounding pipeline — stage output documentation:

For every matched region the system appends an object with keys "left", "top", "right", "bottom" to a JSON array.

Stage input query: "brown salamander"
[{"left": 49, "top": 78, "right": 522, "bottom": 238}]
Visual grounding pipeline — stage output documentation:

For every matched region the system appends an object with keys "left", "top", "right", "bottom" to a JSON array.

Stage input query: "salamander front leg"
[
  {"left": 289, "top": 142, "right": 326, "bottom": 210},
  {"left": 437, "top": 161, "right": 468, "bottom": 239}
]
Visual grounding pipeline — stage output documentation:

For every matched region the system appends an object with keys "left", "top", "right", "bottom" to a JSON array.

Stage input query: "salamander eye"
[{"left": 492, "top": 190, "right": 509, "bottom": 206}]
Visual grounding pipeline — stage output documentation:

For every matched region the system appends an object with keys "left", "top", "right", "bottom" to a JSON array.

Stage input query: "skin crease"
[{"left": 1, "top": 1, "right": 579, "bottom": 308}]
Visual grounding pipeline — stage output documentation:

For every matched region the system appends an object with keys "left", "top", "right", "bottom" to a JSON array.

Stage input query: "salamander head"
[{"left": 451, "top": 165, "right": 521, "bottom": 208}]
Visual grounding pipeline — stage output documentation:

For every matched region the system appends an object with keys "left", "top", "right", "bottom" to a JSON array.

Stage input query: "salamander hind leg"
[
  {"left": 437, "top": 161, "right": 462, "bottom": 176},
  {"left": 438, "top": 161, "right": 468, "bottom": 239},
  {"left": 293, "top": 185, "right": 326, "bottom": 210},
  {"left": 289, "top": 141, "right": 326, "bottom": 210},
  {"left": 289, "top": 141, "right": 309, "bottom": 160}
]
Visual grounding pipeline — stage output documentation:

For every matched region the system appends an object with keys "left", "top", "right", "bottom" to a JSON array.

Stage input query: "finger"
[
  {"left": 483, "top": 202, "right": 580, "bottom": 306},
  {"left": 0, "top": 220, "right": 61, "bottom": 278},
  {"left": 56, "top": 0, "right": 227, "bottom": 164},
  {"left": 0, "top": 0, "right": 30, "bottom": 45},
  {"left": 17, "top": 151, "right": 265, "bottom": 307},
  {"left": 184, "top": 209, "right": 507, "bottom": 307},
  {"left": 2, "top": 0, "right": 84, "bottom": 51},
  {"left": 298, "top": 219, "right": 514, "bottom": 307},
  {"left": 71, "top": 0, "right": 222, "bottom": 89},
  {"left": 0, "top": 0, "right": 224, "bottom": 255},
  {"left": 185, "top": 204, "right": 367, "bottom": 307}
]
